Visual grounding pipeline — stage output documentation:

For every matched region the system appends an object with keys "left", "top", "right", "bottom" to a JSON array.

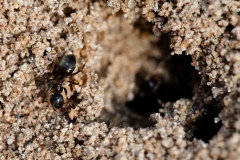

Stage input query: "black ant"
[{"left": 48, "top": 54, "right": 83, "bottom": 110}]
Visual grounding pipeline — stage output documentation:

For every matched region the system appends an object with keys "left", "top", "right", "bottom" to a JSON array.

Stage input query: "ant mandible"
[{"left": 49, "top": 54, "right": 83, "bottom": 109}]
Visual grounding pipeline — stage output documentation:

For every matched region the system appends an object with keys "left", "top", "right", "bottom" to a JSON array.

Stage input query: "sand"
[{"left": 1, "top": 0, "right": 240, "bottom": 159}]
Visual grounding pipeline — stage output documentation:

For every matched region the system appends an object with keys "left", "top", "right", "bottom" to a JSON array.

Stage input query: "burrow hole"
[
  {"left": 126, "top": 54, "right": 198, "bottom": 117},
  {"left": 125, "top": 18, "right": 222, "bottom": 141},
  {"left": 127, "top": 17, "right": 200, "bottom": 118},
  {"left": 96, "top": 15, "right": 223, "bottom": 141},
  {"left": 191, "top": 104, "right": 223, "bottom": 142}
]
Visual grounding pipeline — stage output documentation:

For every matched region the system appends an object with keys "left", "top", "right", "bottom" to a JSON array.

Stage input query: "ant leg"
[
  {"left": 58, "top": 100, "right": 77, "bottom": 115},
  {"left": 71, "top": 62, "right": 86, "bottom": 76},
  {"left": 81, "top": 62, "right": 86, "bottom": 70},
  {"left": 43, "top": 78, "right": 58, "bottom": 93},
  {"left": 64, "top": 100, "right": 78, "bottom": 113},
  {"left": 50, "top": 58, "right": 60, "bottom": 73},
  {"left": 48, "top": 84, "right": 54, "bottom": 93},
  {"left": 67, "top": 80, "right": 79, "bottom": 85},
  {"left": 34, "top": 77, "right": 56, "bottom": 83},
  {"left": 63, "top": 87, "right": 68, "bottom": 95},
  {"left": 23, "top": 77, "right": 46, "bottom": 86},
  {"left": 66, "top": 80, "right": 79, "bottom": 92},
  {"left": 59, "top": 106, "right": 68, "bottom": 116},
  {"left": 34, "top": 77, "right": 45, "bottom": 81},
  {"left": 63, "top": 100, "right": 78, "bottom": 108},
  {"left": 71, "top": 70, "right": 81, "bottom": 76},
  {"left": 51, "top": 62, "right": 56, "bottom": 73}
]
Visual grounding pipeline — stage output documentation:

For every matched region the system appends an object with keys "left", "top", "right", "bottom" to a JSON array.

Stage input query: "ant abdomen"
[{"left": 50, "top": 94, "right": 64, "bottom": 109}]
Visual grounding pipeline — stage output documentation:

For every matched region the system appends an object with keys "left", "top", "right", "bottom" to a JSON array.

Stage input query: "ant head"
[{"left": 58, "top": 54, "right": 76, "bottom": 76}]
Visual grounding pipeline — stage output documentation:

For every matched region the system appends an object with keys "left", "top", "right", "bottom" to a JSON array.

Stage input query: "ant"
[{"left": 48, "top": 54, "right": 84, "bottom": 110}]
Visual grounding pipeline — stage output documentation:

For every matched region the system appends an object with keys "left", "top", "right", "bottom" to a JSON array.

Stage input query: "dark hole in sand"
[
  {"left": 74, "top": 138, "right": 84, "bottom": 145},
  {"left": 126, "top": 54, "right": 199, "bottom": 118},
  {"left": 157, "top": 55, "right": 198, "bottom": 102},
  {"left": 63, "top": 6, "right": 76, "bottom": 17},
  {"left": 192, "top": 105, "right": 223, "bottom": 142}
]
